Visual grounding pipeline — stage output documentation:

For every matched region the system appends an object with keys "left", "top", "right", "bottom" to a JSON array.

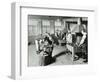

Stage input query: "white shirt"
[
  {"left": 79, "top": 30, "right": 87, "bottom": 46},
  {"left": 66, "top": 33, "right": 72, "bottom": 43}
]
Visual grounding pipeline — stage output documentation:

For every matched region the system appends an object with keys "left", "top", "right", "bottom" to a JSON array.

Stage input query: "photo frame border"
[{"left": 11, "top": 2, "right": 97, "bottom": 80}]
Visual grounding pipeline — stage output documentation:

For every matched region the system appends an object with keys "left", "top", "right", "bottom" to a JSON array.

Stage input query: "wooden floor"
[{"left": 28, "top": 44, "right": 87, "bottom": 66}]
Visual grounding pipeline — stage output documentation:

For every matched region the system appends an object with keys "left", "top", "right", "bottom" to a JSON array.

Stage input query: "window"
[
  {"left": 42, "top": 20, "right": 50, "bottom": 34},
  {"left": 28, "top": 19, "right": 41, "bottom": 36},
  {"left": 55, "top": 21, "right": 62, "bottom": 31}
]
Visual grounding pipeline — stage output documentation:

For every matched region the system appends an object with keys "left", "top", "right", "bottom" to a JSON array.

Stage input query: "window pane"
[
  {"left": 55, "top": 21, "right": 62, "bottom": 31},
  {"left": 42, "top": 20, "right": 50, "bottom": 34},
  {"left": 28, "top": 19, "right": 41, "bottom": 36}
]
